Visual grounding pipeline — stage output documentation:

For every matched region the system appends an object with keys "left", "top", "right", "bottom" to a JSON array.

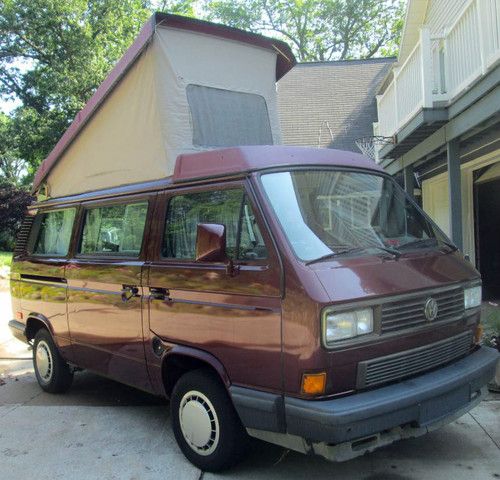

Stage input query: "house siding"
[{"left": 425, "top": 0, "right": 469, "bottom": 35}]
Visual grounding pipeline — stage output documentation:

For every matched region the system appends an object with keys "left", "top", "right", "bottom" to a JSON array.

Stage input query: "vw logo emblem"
[{"left": 424, "top": 297, "right": 438, "bottom": 321}]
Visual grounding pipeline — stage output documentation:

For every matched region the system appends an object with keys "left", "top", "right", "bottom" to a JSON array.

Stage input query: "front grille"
[
  {"left": 380, "top": 286, "right": 464, "bottom": 334},
  {"left": 357, "top": 331, "right": 473, "bottom": 389},
  {"left": 13, "top": 215, "right": 35, "bottom": 256}
]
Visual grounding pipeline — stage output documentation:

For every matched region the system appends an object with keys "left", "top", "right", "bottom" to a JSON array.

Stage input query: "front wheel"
[
  {"left": 170, "top": 369, "right": 248, "bottom": 472},
  {"left": 33, "top": 329, "right": 73, "bottom": 393}
]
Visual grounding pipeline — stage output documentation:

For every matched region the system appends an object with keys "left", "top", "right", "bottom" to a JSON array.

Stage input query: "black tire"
[
  {"left": 170, "top": 369, "right": 248, "bottom": 472},
  {"left": 33, "top": 329, "right": 73, "bottom": 393}
]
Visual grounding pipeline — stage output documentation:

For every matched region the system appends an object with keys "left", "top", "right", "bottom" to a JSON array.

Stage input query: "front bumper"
[
  {"left": 285, "top": 346, "right": 497, "bottom": 444},
  {"left": 232, "top": 346, "right": 498, "bottom": 461},
  {"left": 8, "top": 320, "right": 28, "bottom": 344}
]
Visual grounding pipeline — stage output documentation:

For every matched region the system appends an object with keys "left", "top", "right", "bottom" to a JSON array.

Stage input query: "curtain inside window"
[
  {"left": 34, "top": 209, "right": 76, "bottom": 256},
  {"left": 81, "top": 202, "right": 148, "bottom": 255}
]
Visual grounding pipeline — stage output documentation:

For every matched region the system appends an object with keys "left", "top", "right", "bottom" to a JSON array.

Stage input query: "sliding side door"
[{"left": 66, "top": 194, "right": 155, "bottom": 392}]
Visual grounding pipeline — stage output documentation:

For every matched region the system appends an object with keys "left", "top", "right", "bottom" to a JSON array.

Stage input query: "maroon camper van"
[{"left": 9, "top": 145, "right": 498, "bottom": 471}]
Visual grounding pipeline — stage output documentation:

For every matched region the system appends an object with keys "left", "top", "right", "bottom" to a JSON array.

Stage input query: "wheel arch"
[
  {"left": 161, "top": 345, "right": 231, "bottom": 398},
  {"left": 25, "top": 313, "right": 55, "bottom": 341}
]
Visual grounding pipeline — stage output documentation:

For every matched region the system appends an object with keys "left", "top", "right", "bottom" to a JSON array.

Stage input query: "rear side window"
[
  {"left": 80, "top": 202, "right": 148, "bottom": 256},
  {"left": 163, "top": 189, "right": 267, "bottom": 260},
  {"left": 32, "top": 208, "right": 76, "bottom": 256}
]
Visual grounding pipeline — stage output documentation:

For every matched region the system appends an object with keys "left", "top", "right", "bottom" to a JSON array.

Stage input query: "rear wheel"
[
  {"left": 33, "top": 329, "right": 73, "bottom": 393},
  {"left": 170, "top": 369, "right": 248, "bottom": 472}
]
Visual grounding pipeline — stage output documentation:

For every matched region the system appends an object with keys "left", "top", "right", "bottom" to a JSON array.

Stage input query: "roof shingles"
[{"left": 277, "top": 58, "right": 396, "bottom": 152}]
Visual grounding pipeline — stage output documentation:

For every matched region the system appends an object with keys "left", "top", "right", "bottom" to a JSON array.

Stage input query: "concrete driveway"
[{"left": 1, "top": 287, "right": 499, "bottom": 480}]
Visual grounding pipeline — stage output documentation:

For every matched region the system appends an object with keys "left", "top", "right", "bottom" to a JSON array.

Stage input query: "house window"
[
  {"left": 80, "top": 202, "right": 148, "bottom": 256},
  {"left": 186, "top": 84, "right": 273, "bottom": 147},
  {"left": 163, "top": 188, "right": 267, "bottom": 260},
  {"left": 32, "top": 208, "right": 76, "bottom": 256}
]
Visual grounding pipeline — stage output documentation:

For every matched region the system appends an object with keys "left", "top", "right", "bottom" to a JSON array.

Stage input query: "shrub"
[{"left": 0, "top": 183, "right": 34, "bottom": 251}]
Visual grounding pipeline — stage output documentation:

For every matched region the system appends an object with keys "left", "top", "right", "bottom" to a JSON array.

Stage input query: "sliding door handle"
[
  {"left": 121, "top": 285, "right": 139, "bottom": 302},
  {"left": 149, "top": 287, "right": 171, "bottom": 302}
]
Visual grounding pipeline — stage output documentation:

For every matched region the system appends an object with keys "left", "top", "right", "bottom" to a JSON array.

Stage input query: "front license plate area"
[{"left": 419, "top": 385, "right": 470, "bottom": 426}]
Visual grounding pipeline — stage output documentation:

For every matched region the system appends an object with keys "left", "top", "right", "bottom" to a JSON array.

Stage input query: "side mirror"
[{"left": 195, "top": 223, "right": 227, "bottom": 262}]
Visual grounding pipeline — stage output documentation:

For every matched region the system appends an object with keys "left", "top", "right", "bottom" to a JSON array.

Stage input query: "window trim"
[
  {"left": 159, "top": 182, "right": 270, "bottom": 265},
  {"left": 75, "top": 195, "right": 152, "bottom": 260},
  {"left": 28, "top": 206, "right": 78, "bottom": 259}
]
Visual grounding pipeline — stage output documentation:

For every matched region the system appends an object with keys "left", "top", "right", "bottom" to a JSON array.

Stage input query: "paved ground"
[{"left": 1, "top": 286, "right": 499, "bottom": 480}]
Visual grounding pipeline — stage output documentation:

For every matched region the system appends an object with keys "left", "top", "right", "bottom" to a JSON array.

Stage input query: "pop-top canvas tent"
[{"left": 32, "top": 13, "right": 296, "bottom": 199}]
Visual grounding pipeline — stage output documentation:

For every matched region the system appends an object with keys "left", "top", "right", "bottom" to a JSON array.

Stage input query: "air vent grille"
[{"left": 13, "top": 215, "right": 35, "bottom": 256}]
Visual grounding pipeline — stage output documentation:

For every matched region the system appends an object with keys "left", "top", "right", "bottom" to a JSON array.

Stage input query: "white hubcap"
[
  {"left": 35, "top": 340, "right": 53, "bottom": 382},
  {"left": 179, "top": 391, "right": 220, "bottom": 456}
]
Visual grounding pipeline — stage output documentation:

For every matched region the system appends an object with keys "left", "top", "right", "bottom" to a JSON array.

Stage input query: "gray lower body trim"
[
  {"left": 229, "top": 386, "right": 285, "bottom": 433},
  {"left": 8, "top": 320, "right": 28, "bottom": 344}
]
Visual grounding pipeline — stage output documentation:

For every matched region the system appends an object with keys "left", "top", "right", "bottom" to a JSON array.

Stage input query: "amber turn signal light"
[
  {"left": 474, "top": 323, "right": 483, "bottom": 344},
  {"left": 15, "top": 311, "right": 23, "bottom": 321},
  {"left": 301, "top": 372, "right": 326, "bottom": 395}
]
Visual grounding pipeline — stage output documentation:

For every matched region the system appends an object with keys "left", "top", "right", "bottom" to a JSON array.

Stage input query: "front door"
[
  {"left": 66, "top": 194, "right": 155, "bottom": 391},
  {"left": 146, "top": 181, "right": 283, "bottom": 392}
]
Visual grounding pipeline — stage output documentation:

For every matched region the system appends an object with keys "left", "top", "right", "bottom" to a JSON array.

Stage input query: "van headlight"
[
  {"left": 322, "top": 307, "right": 374, "bottom": 345},
  {"left": 464, "top": 285, "right": 481, "bottom": 309}
]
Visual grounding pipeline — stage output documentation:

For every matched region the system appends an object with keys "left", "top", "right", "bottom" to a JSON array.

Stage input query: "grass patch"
[
  {"left": 0, "top": 251, "right": 13, "bottom": 268},
  {"left": 481, "top": 301, "right": 500, "bottom": 350}
]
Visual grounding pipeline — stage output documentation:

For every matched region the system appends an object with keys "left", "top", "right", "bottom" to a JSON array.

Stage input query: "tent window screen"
[
  {"left": 80, "top": 202, "right": 148, "bottom": 256},
  {"left": 186, "top": 85, "right": 273, "bottom": 147}
]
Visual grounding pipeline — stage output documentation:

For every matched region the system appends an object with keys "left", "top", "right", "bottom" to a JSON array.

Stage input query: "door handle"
[
  {"left": 121, "top": 285, "right": 139, "bottom": 302},
  {"left": 149, "top": 287, "right": 171, "bottom": 302}
]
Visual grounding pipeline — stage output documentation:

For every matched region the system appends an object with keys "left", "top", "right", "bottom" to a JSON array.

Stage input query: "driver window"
[
  {"left": 163, "top": 188, "right": 268, "bottom": 261},
  {"left": 238, "top": 195, "right": 267, "bottom": 260}
]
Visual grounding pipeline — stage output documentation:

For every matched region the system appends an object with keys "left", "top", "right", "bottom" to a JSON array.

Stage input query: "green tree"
[
  {"left": 1, "top": 0, "right": 404, "bottom": 176},
  {"left": 202, "top": 0, "right": 405, "bottom": 61},
  {"left": 0, "top": 113, "right": 23, "bottom": 186},
  {"left": 0, "top": 0, "right": 151, "bottom": 171}
]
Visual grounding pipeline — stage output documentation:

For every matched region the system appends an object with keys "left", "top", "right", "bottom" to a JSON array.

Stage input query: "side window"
[
  {"left": 80, "top": 202, "right": 148, "bottom": 256},
  {"left": 32, "top": 208, "right": 76, "bottom": 256},
  {"left": 163, "top": 189, "right": 268, "bottom": 260}
]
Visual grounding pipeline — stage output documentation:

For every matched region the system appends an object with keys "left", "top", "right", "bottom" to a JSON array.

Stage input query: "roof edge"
[
  {"left": 32, "top": 13, "right": 296, "bottom": 193},
  {"left": 294, "top": 57, "right": 397, "bottom": 67}
]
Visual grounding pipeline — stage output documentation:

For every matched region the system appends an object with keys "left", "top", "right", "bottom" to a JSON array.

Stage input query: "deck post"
[
  {"left": 403, "top": 165, "right": 415, "bottom": 201},
  {"left": 447, "top": 139, "right": 463, "bottom": 250}
]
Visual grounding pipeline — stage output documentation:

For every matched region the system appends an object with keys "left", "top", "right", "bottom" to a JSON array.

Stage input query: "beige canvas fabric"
[{"left": 45, "top": 25, "right": 280, "bottom": 198}]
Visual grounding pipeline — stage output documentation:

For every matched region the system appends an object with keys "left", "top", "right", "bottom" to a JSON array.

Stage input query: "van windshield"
[{"left": 261, "top": 170, "right": 449, "bottom": 262}]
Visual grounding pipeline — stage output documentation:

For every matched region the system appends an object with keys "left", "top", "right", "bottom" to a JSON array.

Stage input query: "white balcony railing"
[{"left": 377, "top": 0, "right": 500, "bottom": 140}]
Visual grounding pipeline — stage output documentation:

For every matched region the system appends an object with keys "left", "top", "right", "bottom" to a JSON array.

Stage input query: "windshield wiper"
[
  {"left": 334, "top": 246, "right": 401, "bottom": 259},
  {"left": 305, "top": 252, "right": 338, "bottom": 265},
  {"left": 398, "top": 238, "right": 458, "bottom": 252},
  {"left": 305, "top": 245, "right": 400, "bottom": 265},
  {"left": 439, "top": 240, "right": 458, "bottom": 252}
]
